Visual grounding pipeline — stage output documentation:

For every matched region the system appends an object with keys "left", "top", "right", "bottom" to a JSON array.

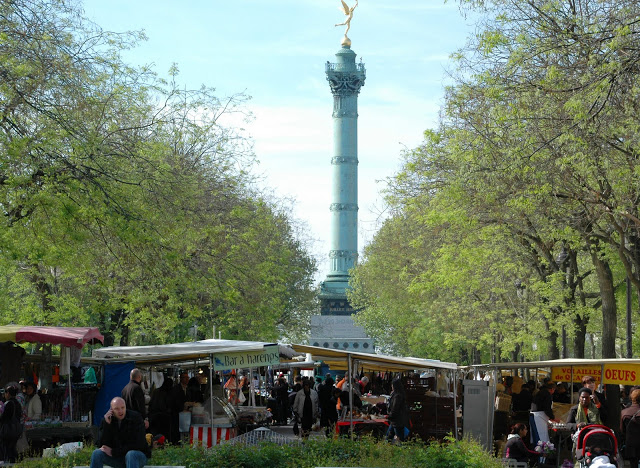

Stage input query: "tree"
[
  {"left": 0, "top": 0, "right": 318, "bottom": 344},
  {"left": 351, "top": 0, "right": 640, "bottom": 362}
]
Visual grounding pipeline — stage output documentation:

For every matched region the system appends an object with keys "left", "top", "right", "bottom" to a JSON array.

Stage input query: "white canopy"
[
  {"left": 289, "top": 344, "right": 458, "bottom": 372},
  {"left": 93, "top": 338, "right": 303, "bottom": 364}
]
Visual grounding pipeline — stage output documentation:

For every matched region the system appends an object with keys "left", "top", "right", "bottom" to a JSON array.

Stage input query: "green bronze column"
[
  {"left": 319, "top": 8, "right": 366, "bottom": 318},
  {"left": 312, "top": 2, "right": 373, "bottom": 354},
  {"left": 321, "top": 45, "right": 365, "bottom": 301}
]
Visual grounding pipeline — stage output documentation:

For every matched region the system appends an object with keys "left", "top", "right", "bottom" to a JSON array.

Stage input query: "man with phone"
[{"left": 90, "top": 397, "right": 151, "bottom": 468}]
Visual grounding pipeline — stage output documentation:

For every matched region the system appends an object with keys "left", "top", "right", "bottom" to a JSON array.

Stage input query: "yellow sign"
[
  {"left": 551, "top": 366, "right": 601, "bottom": 384},
  {"left": 602, "top": 364, "right": 640, "bottom": 386}
]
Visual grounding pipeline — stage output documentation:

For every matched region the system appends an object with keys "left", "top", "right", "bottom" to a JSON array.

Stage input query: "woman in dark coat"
[
  {"left": 148, "top": 377, "right": 173, "bottom": 438},
  {"left": 0, "top": 385, "right": 23, "bottom": 463},
  {"left": 386, "top": 379, "right": 410, "bottom": 442},
  {"left": 505, "top": 423, "right": 540, "bottom": 463},
  {"left": 318, "top": 377, "right": 336, "bottom": 435},
  {"left": 186, "top": 377, "right": 203, "bottom": 403}
]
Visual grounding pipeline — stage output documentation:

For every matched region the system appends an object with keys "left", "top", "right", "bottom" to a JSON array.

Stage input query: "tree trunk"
[
  {"left": 589, "top": 241, "right": 617, "bottom": 358},
  {"left": 547, "top": 329, "right": 560, "bottom": 359},
  {"left": 544, "top": 317, "right": 560, "bottom": 359},
  {"left": 573, "top": 314, "right": 587, "bottom": 358},
  {"left": 119, "top": 325, "right": 129, "bottom": 346}
]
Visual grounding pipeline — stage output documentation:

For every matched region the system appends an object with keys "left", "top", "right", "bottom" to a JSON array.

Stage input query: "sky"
[{"left": 82, "top": 0, "right": 475, "bottom": 281}]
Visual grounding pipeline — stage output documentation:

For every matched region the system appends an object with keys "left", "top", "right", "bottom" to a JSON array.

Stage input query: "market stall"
[
  {"left": 463, "top": 358, "right": 640, "bottom": 464},
  {"left": 0, "top": 325, "right": 104, "bottom": 451},
  {"left": 288, "top": 344, "right": 459, "bottom": 442},
  {"left": 93, "top": 339, "right": 304, "bottom": 446}
]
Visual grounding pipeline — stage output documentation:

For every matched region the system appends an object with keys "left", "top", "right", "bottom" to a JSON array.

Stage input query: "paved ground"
[{"left": 267, "top": 423, "right": 327, "bottom": 440}]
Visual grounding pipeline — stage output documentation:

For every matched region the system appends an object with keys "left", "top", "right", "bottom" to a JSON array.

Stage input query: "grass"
[{"left": 17, "top": 436, "right": 503, "bottom": 468}]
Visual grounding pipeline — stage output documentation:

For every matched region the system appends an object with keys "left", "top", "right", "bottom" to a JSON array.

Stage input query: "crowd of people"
[
  {"left": 500, "top": 374, "right": 640, "bottom": 467},
  {"left": 268, "top": 373, "right": 409, "bottom": 442}
]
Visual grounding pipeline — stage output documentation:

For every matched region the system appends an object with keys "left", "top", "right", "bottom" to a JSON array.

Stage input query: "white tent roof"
[
  {"left": 93, "top": 339, "right": 302, "bottom": 364},
  {"left": 289, "top": 344, "right": 457, "bottom": 372},
  {"left": 464, "top": 358, "right": 640, "bottom": 370}
]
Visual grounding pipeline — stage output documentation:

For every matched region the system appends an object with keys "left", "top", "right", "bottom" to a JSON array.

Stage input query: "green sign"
[{"left": 213, "top": 345, "right": 280, "bottom": 371}]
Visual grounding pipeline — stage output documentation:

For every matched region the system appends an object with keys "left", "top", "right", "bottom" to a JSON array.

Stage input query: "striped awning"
[{"left": 0, "top": 325, "right": 104, "bottom": 349}]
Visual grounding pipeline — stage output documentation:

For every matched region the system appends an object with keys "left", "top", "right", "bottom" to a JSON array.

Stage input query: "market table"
[
  {"left": 361, "top": 395, "right": 387, "bottom": 405},
  {"left": 27, "top": 424, "right": 95, "bottom": 456},
  {"left": 548, "top": 422, "right": 573, "bottom": 468},
  {"left": 335, "top": 419, "right": 389, "bottom": 439}
]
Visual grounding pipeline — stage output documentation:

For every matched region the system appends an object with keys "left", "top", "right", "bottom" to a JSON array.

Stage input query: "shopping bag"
[
  {"left": 16, "top": 431, "right": 29, "bottom": 453},
  {"left": 179, "top": 411, "right": 192, "bottom": 433},
  {"left": 238, "top": 390, "right": 246, "bottom": 404}
]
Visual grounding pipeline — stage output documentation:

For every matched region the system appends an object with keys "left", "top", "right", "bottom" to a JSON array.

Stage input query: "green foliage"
[
  {"left": 0, "top": 0, "right": 317, "bottom": 344},
  {"left": 351, "top": 0, "right": 640, "bottom": 362},
  {"left": 18, "top": 438, "right": 502, "bottom": 468}
]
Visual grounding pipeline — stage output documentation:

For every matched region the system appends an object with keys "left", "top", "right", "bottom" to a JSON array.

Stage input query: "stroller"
[{"left": 574, "top": 424, "right": 621, "bottom": 467}]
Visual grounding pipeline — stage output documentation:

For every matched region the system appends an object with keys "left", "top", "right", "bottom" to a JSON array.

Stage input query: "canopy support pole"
[
  {"left": 452, "top": 369, "right": 458, "bottom": 439},
  {"left": 209, "top": 354, "right": 214, "bottom": 435},
  {"left": 348, "top": 354, "right": 354, "bottom": 440},
  {"left": 65, "top": 347, "right": 73, "bottom": 421},
  {"left": 570, "top": 366, "right": 574, "bottom": 405},
  {"left": 249, "top": 371, "right": 255, "bottom": 406}
]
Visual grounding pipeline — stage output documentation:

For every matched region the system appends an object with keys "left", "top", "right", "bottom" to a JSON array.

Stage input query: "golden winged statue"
[{"left": 335, "top": 0, "right": 358, "bottom": 45}]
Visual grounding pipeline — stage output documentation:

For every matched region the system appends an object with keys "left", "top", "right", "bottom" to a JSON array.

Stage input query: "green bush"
[{"left": 17, "top": 437, "right": 503, "bottom": 468}]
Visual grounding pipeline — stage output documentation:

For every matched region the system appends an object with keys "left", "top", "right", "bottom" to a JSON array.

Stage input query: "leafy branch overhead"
[
  {"left": 349, "top": 0, "right": 640, "bottom": 363},
  {"left": 0, "top": 0, "right": 317, "bottom": 345}
]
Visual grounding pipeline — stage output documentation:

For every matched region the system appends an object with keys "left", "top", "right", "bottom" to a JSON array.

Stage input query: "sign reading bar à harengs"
[
  {"left": 213, "top": 345, "right": 280, "bottom": 371},
  {"left": 551, "top": 363, "right": 640, "bottom": 386}
]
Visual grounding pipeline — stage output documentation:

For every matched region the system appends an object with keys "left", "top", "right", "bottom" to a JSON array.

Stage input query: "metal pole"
[
  {"left": 570, "top": 366, "right": 574, "bottom": 405},
  {"left": 348, "top": 354, "right": 353, "bottom": 440},
  {"left": 249, "top": 369, "right": 255, "bottom": 406},
  {"left": 452, "top": 369, "right": 458, "bottom": 439},
  {"left": 66, "top": 347, "right": 73, "bottom": 421},
  {"left": 209, "top": 355, "right": 214, "bottom": 436},
  {"left": 600, "top": 364, "right": 605, "bottom": 390},
  {"left": 627, "top": 276, "right": 633, "bottom": 358}
]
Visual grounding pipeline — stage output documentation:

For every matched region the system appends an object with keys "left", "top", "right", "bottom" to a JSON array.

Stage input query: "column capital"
[{"left": 326, "top": 69, "right": 366, "bottom": 96}]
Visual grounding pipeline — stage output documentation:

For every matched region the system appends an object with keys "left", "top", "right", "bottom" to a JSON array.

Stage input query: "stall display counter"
[
  {"left": 361, "top": 395, "right": 387, "bottom": 405},
  {"left": 189, "top": 424, "right": 236, "bottom": 448},
  {"left": 335, "top": 419, "right": 389, "bottom": 439},
  {"left": 548, "top": 422, "right": 573, "bottom": 468},
  {"left": 403, "top": 376, "right": 456, "bottom": 441}
]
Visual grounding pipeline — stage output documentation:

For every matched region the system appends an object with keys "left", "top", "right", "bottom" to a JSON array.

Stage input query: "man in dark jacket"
[
  {"left": 621, "top": 388, "right": 640, "bottom": 468},
  {"left": 387, "top": 379, "right": 409, "bottom": 442},
  {"left": 168, "top": 371, "right": 189, "bottom": 444},
  {"left": 90, "top": 397, "right": 150, "bottom": 468},
  {"left": 121, "top": 368, "right": 148, "bottom": 429}
]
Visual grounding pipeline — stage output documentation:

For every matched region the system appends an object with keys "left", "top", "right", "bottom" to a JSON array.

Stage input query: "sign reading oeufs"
[{"left": 213, "top": 345, "right": 280, "bottom": 371}]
